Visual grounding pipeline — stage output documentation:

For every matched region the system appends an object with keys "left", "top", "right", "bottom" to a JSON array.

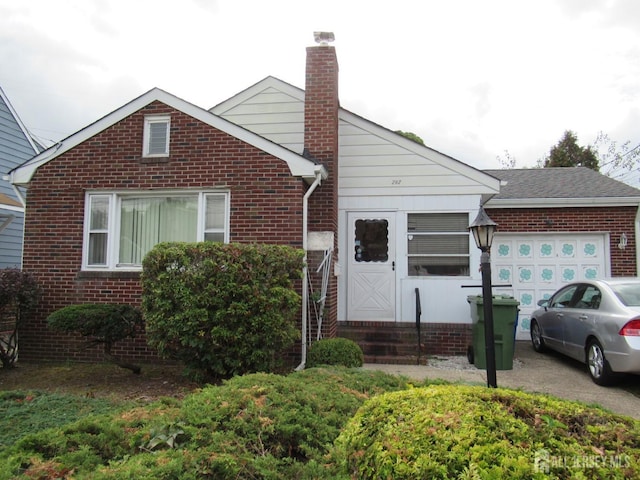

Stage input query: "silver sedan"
[{"left": 530, "top": 278, "right": 640, "bottom": 385}]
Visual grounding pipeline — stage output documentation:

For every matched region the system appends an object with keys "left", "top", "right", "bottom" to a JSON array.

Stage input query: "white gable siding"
[
  {"left": 338, "top": 117, "right": 500, "bottom": 197},
  {"left": 214, "top": 87, "right": 304, "bottom": 153}
]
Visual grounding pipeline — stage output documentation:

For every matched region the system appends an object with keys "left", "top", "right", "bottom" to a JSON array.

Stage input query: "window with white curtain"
[
  {"left": 407, "top": 213, "right": 470, "bottom": 276},
  {"left": 84, "top": 191, "right": 229, "bottom": 270}
]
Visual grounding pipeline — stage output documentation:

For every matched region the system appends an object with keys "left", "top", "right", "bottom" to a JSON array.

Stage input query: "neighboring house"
[
  {"left": 0, "top": 86, "right": 41, "bottom": 269},
  {"left": 8, "top": 36, "right": 640, "bottom": 363}
]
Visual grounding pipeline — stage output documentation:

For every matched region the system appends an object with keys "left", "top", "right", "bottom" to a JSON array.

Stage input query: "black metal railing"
[{"left": 415, "top": 287, "right": 422, "bottom": 365}]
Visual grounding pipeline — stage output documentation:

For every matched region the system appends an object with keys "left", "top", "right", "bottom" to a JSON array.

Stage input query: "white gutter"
[{"left": 296, "top": 166, "right": 324, "bottom": 371}]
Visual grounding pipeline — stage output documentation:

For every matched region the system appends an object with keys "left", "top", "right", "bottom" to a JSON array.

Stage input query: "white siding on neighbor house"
[{"left": 213, "top": 86, "right": 304, "bottom": 154}]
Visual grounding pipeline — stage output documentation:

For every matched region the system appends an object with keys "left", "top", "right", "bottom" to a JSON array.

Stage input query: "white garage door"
[{"left": 491, "top": 234, "right": 608, "bottom": 340}]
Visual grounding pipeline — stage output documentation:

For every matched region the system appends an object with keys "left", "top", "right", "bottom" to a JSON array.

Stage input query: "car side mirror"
[{"left": 537, "top": 299, "right": 549, "bottom": 309}]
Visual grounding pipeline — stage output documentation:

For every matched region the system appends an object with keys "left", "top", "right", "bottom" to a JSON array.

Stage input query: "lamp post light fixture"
[{"left": 468, "top": 206, "right": 498, "bottom": 388}]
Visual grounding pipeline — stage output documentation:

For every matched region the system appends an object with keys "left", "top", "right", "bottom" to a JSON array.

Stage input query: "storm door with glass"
[{"left": 347, "top": 212, "right": 396, "bottom": 321}]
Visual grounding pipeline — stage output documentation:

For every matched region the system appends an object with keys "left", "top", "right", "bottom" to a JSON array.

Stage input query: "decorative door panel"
[{"left": 347, "top": 212, "right": 396, "bottom": 321}]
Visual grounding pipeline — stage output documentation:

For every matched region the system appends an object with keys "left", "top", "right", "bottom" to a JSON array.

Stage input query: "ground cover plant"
[
  {"left": 1, "top": 365, "right": 639, "bottom": 479},
  {"left": 0, "top": 367, "right": 412, "bottom": 479},
  {"left": 0, "top": 391, "right": 120, "bottom": 449}
]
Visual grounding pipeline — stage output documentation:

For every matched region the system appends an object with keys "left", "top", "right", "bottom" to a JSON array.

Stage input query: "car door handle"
[{"left": 579, "top": 315, "right": 588, "bottom": 321}]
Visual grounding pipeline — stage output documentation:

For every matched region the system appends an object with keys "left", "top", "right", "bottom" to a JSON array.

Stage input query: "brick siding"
[
  {"left": 20, "top": 102, "right": 308, "bottom": 361},
  {"left": 486, "top": 206, "right": 637, "bottom": 276}
]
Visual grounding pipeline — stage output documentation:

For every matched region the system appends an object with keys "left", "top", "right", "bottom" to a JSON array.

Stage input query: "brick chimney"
[
  {"left": 304, "top": 32, "right": 339, "bottom": 232},
  {"left": 304, "top": 32, "right": 339, "bottom": 338}
]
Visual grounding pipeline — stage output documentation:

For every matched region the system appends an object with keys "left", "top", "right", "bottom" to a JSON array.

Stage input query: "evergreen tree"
[{"left": 543, "top": 130, "right": 599, "bottom": 170}]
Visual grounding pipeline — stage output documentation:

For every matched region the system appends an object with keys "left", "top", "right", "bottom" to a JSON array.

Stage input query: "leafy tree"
[
  {"left": 543, "top": 130, "right": 599, "bottom": 170},
  {"left": 395, "top": 130, "right": 425, "bottom": 145},
  {"left": 0, "top": 269, "right": 41, "bottom": 368},
  {"left": 47, "top": 304, "right": 144, "bottom": 373}
]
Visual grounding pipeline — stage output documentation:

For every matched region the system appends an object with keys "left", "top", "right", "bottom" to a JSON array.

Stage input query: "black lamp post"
[{"left": 468, "top": 206, "right": 498, "bottom": 388}]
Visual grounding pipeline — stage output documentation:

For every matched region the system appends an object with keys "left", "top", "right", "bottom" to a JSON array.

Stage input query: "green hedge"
[
  {"left": 334, "top": 384, "right": 640, "bottom": 479},
  {"left": 141, "top": 242, "right": 305, "bottom": 380}
]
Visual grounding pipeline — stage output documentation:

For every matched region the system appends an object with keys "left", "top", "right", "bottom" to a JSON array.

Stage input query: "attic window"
[{"left": 143, "top": 115, "right": 170, "bottom": 157}]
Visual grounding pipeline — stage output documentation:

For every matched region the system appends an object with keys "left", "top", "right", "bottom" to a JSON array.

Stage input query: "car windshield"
[{"left": 610, "top": 283, "right": 640, "bottom": 306}]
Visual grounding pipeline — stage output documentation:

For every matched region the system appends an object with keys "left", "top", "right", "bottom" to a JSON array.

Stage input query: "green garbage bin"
[{"left": 467, "top": 295, "right": 519, "bottom": 370}]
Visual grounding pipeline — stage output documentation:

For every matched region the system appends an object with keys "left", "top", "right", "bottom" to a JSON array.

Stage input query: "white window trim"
[
  {"left": 406, "top": 211, "right": 472, "bottom": 277},
  {"left": 82, "top": 190, "right": 230, "bottom": 271},
  {"left": 143, "top": 115, "right": 171, "bottom": 157}
]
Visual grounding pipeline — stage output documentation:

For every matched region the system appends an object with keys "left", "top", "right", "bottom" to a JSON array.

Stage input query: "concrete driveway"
[{"left": 363, "top": 341, "right": 640, "bottom": 419}]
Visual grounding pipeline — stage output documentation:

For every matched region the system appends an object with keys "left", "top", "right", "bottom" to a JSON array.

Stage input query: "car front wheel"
[
  {"left": 530, "top": 319, "right": 546, "bottom": 353},
  {"left": 587, "top": 339, "right": 614, "bottom": 386}
]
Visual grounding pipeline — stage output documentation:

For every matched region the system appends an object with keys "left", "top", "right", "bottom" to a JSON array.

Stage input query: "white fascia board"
[
  {"left": 10, "top": 87, "right": 319, "bottom": 185},
  {"left": 486, "top": 197, "right": 640, "bottom": 208}
]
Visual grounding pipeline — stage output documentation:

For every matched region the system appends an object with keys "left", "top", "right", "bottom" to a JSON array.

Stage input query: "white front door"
[{"left": 347, "top": 212, "right": 396, "bottom": 321}]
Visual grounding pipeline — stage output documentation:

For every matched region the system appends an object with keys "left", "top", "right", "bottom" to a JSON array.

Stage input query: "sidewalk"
[{"left": 362, "top": 341, "right": 640, "bottom": 419}]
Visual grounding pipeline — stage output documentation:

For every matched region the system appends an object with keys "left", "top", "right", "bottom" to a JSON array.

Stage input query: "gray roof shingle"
[{"left": 483, "top": 167, "right": 640, "bottom": 200}]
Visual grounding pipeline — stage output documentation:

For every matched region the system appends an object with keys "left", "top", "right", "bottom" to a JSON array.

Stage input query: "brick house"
[{"left": 8, "top": 35, "right": 640, "bottom": 364}]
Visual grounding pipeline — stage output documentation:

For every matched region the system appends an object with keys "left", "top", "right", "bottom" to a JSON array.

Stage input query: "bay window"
[{"left": 84, "top": 191, "right": 229, "bottom": 270}]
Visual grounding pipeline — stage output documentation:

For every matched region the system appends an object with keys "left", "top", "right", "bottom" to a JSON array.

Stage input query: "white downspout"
[{"left": 296, "top": 167, "right": 323, "bottom": 371}]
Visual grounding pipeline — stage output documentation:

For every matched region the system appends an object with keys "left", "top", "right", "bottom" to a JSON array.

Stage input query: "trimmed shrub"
[
  {"left": 46, "top": 304, "right": 143, "bottom": 373},
  {"left": 307, "top": 338, "right": 364, "bottom": 368},
  {"left": 334, "top": 384, "right": 640, "bottom": 479},
  {"left": 141, "top": 242, "right": 305, "bottom": 380}
]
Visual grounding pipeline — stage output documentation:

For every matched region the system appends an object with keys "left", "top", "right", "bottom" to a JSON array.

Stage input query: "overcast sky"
[{"left": 2, "top": 0, "right": 639, "bottom": 183}]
